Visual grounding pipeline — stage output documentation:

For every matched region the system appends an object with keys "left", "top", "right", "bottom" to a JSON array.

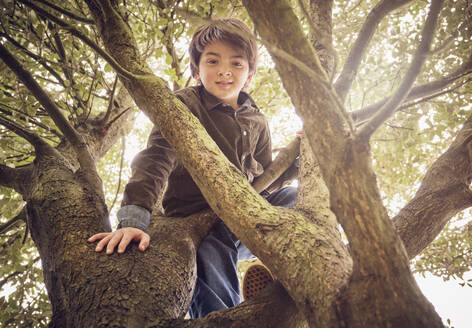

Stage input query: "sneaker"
[{"left": 242, "top": 263, "right": 274, "bottom": 300}]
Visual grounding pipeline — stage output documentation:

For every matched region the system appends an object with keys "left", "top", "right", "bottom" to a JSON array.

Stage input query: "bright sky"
[{"left": 416, "top": 272, "right": 472, "bottom": 328}]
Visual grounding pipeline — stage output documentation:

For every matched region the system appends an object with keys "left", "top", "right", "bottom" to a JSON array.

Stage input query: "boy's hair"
[{"left": 189, "top": 18, "right": 258, "bottom": 78}]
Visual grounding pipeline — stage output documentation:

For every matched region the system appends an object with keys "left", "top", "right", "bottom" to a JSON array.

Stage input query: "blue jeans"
[{"left": 188, "top": 186, "right": 297, "bottom": 318}]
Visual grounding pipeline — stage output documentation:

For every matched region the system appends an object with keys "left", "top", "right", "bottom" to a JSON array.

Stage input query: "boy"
[{"left": 88, "top": 18, "right": 297, "bottom": 318}]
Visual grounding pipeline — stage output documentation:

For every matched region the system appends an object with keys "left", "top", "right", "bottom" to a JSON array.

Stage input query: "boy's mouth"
[{"left": 216, "top": 81, "right": 233, "bottom": 86}]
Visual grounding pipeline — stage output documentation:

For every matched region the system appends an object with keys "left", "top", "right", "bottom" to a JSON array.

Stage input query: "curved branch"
[
  {"left": 0, "top": 114, "right": 49, "bottom": 148},
  {"left": 358, "top": 0, "right": 444, "bottom": 140},
  {"left": 0, "top": 32, "right": 65, "bottom": 86},
  {"left": 252, "top": 137, "right": 300, "bottom": 193},
  {"left": 147, "top": 283, "right": 306, "bottom": 328},
  {"left": 334, "top": 0, "right": 413, "bottom": 101},
  {"left": 352, "top": 52, "right": 472, "bottom": 123},
  {"left": 0, "top": 43, "right": 102, "bottom": 194},
  {"left": 0, "top": 106, "right": 63, "bottom": 139},
  {"left": 17, "top": 0, "right": 136, "bottom": 80},
  {"left": 394, "top": 113, "right": 472, "bottom": 259},
  {"left": 100, "top": 74, "right": 118, "bottom": 126}
]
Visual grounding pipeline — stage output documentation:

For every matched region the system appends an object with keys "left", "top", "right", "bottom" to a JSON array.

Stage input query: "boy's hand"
[{"left": 88, "top": 227, "right": 150, "bottom": 254}]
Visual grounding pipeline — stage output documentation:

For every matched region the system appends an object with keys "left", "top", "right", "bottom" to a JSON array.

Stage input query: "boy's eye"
[
  {"left": 207, "top": 59, "right": 218, "bottom": 64},
  {"left": 233, "top": 62, "right": 243, "bottom": 67}
]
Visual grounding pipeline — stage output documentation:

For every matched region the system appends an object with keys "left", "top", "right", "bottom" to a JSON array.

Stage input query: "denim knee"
[{"left": 265, "top": 186, "right": 297, "bottom": 208}]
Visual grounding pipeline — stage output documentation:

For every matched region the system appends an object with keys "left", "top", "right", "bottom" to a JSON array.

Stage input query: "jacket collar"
[{"left": 199, "top": 85, "right": 258, "bottom": 112}]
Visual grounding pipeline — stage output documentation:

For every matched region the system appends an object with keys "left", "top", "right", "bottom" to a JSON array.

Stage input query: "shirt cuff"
[{"left": 117, "top": 205, "right": 151, "bottom": 231}]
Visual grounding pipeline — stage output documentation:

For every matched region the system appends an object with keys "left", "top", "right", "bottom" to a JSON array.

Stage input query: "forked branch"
[
  {"left": 0, "top": 43, "right": 102, "bottom": 194},
  {"left": 352, "top": 52, "right": 472, "bottom": 123},
  {"left": 334, "top": 0, "right": 413, "bottom": 101},
  {"left": 358, "top": 0, "right": 444, "bottom": 140}
]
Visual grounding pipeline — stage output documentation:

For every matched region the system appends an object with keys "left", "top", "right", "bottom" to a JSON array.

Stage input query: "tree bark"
[
  {"left": 394, "top": 113, "right": 472, "bottom": 258},
  {"left": 243, "top": 0, "right": 443, "bottom": 327},
  {"left": 4, "top": 0, "right": 471, "bottom": 327}
]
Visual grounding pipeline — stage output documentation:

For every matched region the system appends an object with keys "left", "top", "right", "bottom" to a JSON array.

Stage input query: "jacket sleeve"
[{"left": 120, "top": 125, "right": 178, "bottom": 215}]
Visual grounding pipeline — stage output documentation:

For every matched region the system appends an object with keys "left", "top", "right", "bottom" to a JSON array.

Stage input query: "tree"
[{"left": 0, "top": 0, "right": 471, "bottom": 327}]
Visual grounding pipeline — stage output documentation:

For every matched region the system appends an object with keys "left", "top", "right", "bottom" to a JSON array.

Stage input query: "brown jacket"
[{"left": 121, "top": 85, "right": 290, "bottom": 217}]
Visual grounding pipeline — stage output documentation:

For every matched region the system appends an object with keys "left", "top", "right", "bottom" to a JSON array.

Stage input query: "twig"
[
  {"left": 17, "top": 0, "right": 136, "bottom": 81},
  {"left": 358, "top": 0, "right": 444, "bottom": 140},
  {"left": 105, "top": 106, "right": 132, "bottom": 129},
  {"left": 0, "top": 208, "right": 26, "bottom": 234},
  {"left": 352, "top": 53, "right": 472, "bottom": 123},
  {"left": 334, "top": 0, "right": 413, "bottom": 101},
  {"left": 31, "top": 0, "right": 94, "bottom": 24},
  {"left": 396, "top": 79, "right": 471, "bottom": 113},
  {"left": 0, "top": 113, "right": 47, "bottom": 148},
  {"left": 0, "top": 32, "right": 65, "bottom": 86},
  {"left": 0, "top": 105, "right": 63, "bottom": 139},
  {"left": 430, "top": 18, "right": 471, "bottom": 55},
  {"left": 101, "top": 74, "right": 118, "bottom": 126},
  {"left": 0, "top": 256, "right": 41, "bottom": 290}
]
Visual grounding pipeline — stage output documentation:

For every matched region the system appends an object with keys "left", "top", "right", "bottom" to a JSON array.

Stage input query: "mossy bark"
[{"left": 11, "top": 0, "right": 472, "bottom": 327}]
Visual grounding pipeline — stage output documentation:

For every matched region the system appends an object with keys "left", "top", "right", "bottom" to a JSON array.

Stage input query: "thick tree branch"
[
  {"left": 358, "top": 0, "right": 444, "bottom": 140},
  {"left": 147, "top": 283, "right": 307, "bottom": 328},
  {"left": 299, "top": 0, "right": 337, "bottom": 79},
  {"left": 0, "top": 43, "right": 102, "bottom": 195},
  {"left": 394, "top": 113, "right": 472, "bottom": 259},
  {"left": 352, "top": 52, "right": 472, "bottom": 123},
  {"left": 86, "top": 2, "right": 351, "bottom": 327},
  {"left": 252, "top": 137, "right": 300, "bottom": 193},
  {"left": 0, "top": 163, "right": 32, "bottom": 193},
  {"left": 334, "top": 0, "right": 413, "bottom": 101},
  {"left": 244, "top": 1, "right": 443, "bottom": 326}
]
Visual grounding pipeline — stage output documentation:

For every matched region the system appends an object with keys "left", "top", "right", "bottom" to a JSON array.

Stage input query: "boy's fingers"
[
  {"left": 138, "top": 233, "right": 150, "bottom": 251},
  {"left": 117, "top": 233, "right": 133, "bottom": 253},
  {"left": 106, "top": 231, "right": 123, "bottom": 254},
  {"left": 88, "top": 232, "right": 110, "bottom": 242},
  {"left": 95, "top": 234, "right": 113, "bottom": 252}
]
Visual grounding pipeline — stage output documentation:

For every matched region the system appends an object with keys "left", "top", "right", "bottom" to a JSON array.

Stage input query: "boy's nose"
[{"left": 218, "top": 71, "right": 232, "bottom": 77}]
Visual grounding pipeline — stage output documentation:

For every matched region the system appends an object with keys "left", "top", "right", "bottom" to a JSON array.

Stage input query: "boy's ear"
[
  {"left": 244, "top": 72, "right": 254, "bottom": 89},
  {"left": 194, "top": 71, "right": 200, "bottom": 81}
]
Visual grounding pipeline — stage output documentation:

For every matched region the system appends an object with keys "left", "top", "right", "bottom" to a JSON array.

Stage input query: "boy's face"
[{"left": 195, "top": 40, "right": 253, "bottom": 109}]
